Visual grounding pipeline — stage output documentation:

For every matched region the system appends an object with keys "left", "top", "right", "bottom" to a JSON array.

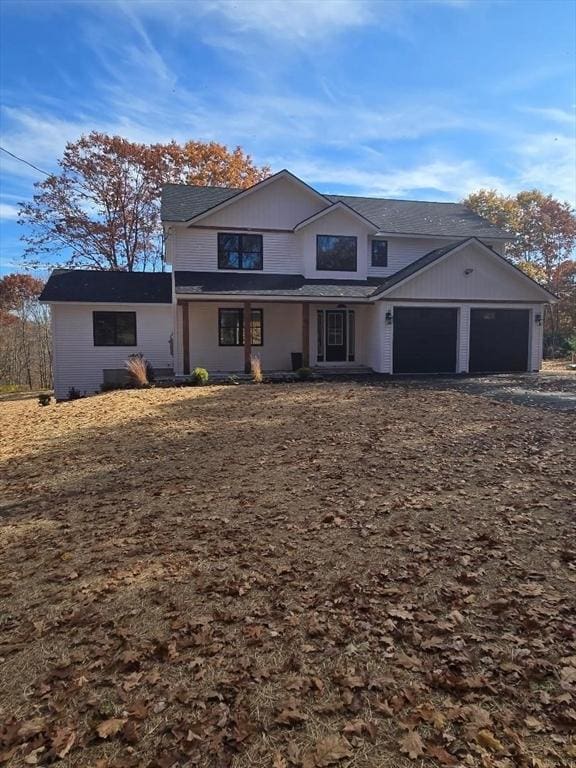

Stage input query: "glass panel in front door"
[{"left": 327, "top": 312, "right": 344, "bottom": 346}]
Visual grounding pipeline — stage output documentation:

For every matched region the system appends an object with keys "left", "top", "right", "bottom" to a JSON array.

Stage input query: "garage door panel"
[
  {"left": 469, "top": 309, "right": 529, "bottom": 373},
  {"left": 393, "top": 307, "right": 458, "bottom": 374}
]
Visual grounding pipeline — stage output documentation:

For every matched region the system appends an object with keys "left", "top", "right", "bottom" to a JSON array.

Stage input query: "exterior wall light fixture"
[
  {"left": 385, "top": 310, "right": 393, "bottom": 325},
  {"left": 535, "top": 313, "right": 543, "bottom": 326}
]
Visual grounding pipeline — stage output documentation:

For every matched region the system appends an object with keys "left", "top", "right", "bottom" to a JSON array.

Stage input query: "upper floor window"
[
  {"left": 371, "top": 239, "right": 388, "bottom": 267},
  {"left": 316, "top": 235, "right": 357, "bottom": 272},
  {"left": 93, "top": 311, "right": 136, "bottom": 346},
  {"left": 218, "top": 233, "right": 263, "bottom": 270}
]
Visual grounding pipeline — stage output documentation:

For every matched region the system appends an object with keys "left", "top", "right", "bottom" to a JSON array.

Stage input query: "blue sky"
[{"left": 1, "top": 0, "right": 575, "bottom": 275}]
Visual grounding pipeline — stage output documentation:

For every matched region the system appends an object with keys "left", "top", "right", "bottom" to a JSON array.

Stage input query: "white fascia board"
[
  {"left": 374, "top": 231, "right": 513, "bottom": 241},
  {"left": 175, "top": 293, "right": 370, "bottom": 304}
]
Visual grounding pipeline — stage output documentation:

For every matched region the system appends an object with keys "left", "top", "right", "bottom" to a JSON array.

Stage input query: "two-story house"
[{"left": 40, "top": 170, "right": 556, "bottom": 400}]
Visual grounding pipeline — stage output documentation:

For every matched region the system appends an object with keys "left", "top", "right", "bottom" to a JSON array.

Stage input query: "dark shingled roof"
[
  {"left": 161, "top": 184, "right": 240, "bottom": 223},
  {"left": 39, "top": 270, "right": 172, "bottom": 304},
  {"left": 161, "top": 182, "right": 512, "bottom": 239},
  {"left": 175, "top": 271, "right": 385, "bottom": 299},
  {"left": 325, "top": 195, "right": 511, "bottom": 239}
]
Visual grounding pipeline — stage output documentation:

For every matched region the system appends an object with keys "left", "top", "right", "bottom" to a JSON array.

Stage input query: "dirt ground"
[{"left": 1, "top": 383, "right": 575, "bottom": 768}]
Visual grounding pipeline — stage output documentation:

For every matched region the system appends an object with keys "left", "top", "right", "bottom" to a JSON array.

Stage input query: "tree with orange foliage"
[
  {"left": 0, "top": 273, "right": 51, "bottom": 389},
  {"left": 19, "top": 133, "right": 270, "bottom": 272},
  {"left": 464, "top": 189, "right": 576, "bottom": 353}
]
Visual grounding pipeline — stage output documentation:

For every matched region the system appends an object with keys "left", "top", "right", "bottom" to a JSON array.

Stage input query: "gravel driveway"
[{"left": 389, "top": 372, "right": 576, "bottom": 412}]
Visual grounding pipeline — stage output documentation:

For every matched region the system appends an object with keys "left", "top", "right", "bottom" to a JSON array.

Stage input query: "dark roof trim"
[{"left": 39, "top": 270, "right": 173, "bottom": 304}]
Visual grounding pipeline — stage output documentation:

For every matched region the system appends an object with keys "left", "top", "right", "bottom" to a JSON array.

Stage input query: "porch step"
[
  {"left": 167, "top": 366, "right": 375, "bottom": 384},
  {"left": 312, "top": 366, "right": 374, "bottom": 376}
]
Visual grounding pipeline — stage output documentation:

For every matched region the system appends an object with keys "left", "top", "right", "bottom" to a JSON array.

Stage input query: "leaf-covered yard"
[{"left": 1, "top": 384, "right": 575, "bottom": 768}]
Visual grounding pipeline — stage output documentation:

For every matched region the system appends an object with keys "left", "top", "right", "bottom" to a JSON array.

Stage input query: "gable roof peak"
[{"left": 161, "top": 171, "right": 514, "bottom": 239}]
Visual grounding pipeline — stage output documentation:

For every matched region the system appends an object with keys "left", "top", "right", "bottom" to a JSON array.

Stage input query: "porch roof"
[
  {"left": 39, "top": 269, "right": 173, "bottom": 304},
  {"left": 174, "top": 271, "right": 385, "bottom": 299}
]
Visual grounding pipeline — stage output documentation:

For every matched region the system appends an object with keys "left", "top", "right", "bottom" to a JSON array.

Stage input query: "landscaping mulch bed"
[{"left": 0, "top": 384, "right": 575, "bottom": 768}]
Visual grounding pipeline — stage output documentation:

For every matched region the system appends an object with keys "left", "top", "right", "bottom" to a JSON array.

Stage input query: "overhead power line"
[{"left": 0, "top": 145, "right": 51, "bottom": 176}]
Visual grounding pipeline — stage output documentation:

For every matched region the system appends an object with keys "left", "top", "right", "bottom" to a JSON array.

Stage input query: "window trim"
[
  {"left": 93, "top": 311, "right": 137, "bottom": 347},
  {"left": 371, "top": 238, "right": 388, "bottom": 267},
  {"left": 218, "top": 308, "right": 264, "bottom": 347},
  {"left": 217, "top": 232, "right": 263, "bottom": 271},
  {"left": 316, "top": 234, "right": 358, "bottom": 272}
]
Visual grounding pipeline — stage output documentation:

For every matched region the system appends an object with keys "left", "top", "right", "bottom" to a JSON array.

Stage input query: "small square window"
[
  {"left": 218, "top": 233, "right": 263, "bottom": 270},
  {"left": 371, "top": 239, "right": 388, "bottom": 267},
  {"left": 93, "top": 312, "right": 136, "bottom": 346}
]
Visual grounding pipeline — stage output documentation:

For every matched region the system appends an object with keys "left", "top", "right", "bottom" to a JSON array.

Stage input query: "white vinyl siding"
[
  {"left": 195, "top": 175, "right": 326, "bottom": 230},
  {"left": 183, "top": 302, "right": 301, "bottom": 372},
  {"left": 298, "top": 209, "right": 372, "bottom": 279},
  {"left": 171, "top": 229, "right": 508, "bottom": 284},
  {"left": 51, "top": 303, "right": 173, "bottom": 399},
  {"left": 171, "top": 229, "right": 303, "bottom": 274},
  {"left": 368, "top": 238, "right": 447, "bottom": 277},
  {"left": 385, "top": 243, "right": 549, "bottom": 302},
  {"left": 530, "top": 308, "right": 544, "bottom": 371},
  {"left": 178, "top": 301, "right": 373, "bottom": 374},
  {"left": 367, "top": 238, "right": 506, "bottom": 278}
]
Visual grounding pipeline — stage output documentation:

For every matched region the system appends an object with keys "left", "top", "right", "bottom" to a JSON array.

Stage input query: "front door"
[{"left": 325, "top": 310, "right": 347, "bottom": 362}]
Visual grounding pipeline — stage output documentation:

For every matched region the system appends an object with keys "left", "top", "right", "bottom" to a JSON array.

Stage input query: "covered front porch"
[{"left": 175, "top": 299, "right": 375, "bottom": 376}]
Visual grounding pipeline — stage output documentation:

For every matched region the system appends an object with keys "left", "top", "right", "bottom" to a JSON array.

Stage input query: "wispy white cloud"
[
  {"left": 115, "top": 0, "right": 472, "bottom": 43},
  {"left": 0, "top": 0, "right": 574, "bottom": 221},
  {"left": 199, "top": 0, "right": 374, "bottom": 41},
  {"left": 519, "top": 106, "right": 576, "bottom": 126},
  {"left": 0, "top": 203, "right": 20, "bottom": 221},
  {"left": 279, "top": 156, "right": 512, "bottom": 200},
  {"left": 111, "top": 0, "right": 381, "bottom": 43},
  {"left": 493, "top": 63, "right": 573, "bottom": 95},
  {"left": 513, "top": 132, "right": 576, "bottom": 203}
]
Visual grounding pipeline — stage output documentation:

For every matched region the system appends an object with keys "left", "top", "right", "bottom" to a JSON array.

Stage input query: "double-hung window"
[
  {"left": 218, "top": 308, "right": 263, "bottom": 346},
  {"left": 93, "top": 311, "right": 137, "bottom": 346},
  {"left": 218, "top": 233, "right": 263, "bottom": 270}
]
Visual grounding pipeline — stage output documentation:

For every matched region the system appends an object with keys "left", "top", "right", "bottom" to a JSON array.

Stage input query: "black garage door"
[
  {"left": 469, "top": 309, "right": 529, "bottom": 373},
  {"left": 393, "top": 307, "right": 458, "bottom": 374}
]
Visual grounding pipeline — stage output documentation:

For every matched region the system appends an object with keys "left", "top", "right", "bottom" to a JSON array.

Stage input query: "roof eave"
[
  {"left": 373, "top": 230, "right": 515, "bottom": 240},
  {"left": 174, "top": 291, "right": 372, "bottom": 303}
]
